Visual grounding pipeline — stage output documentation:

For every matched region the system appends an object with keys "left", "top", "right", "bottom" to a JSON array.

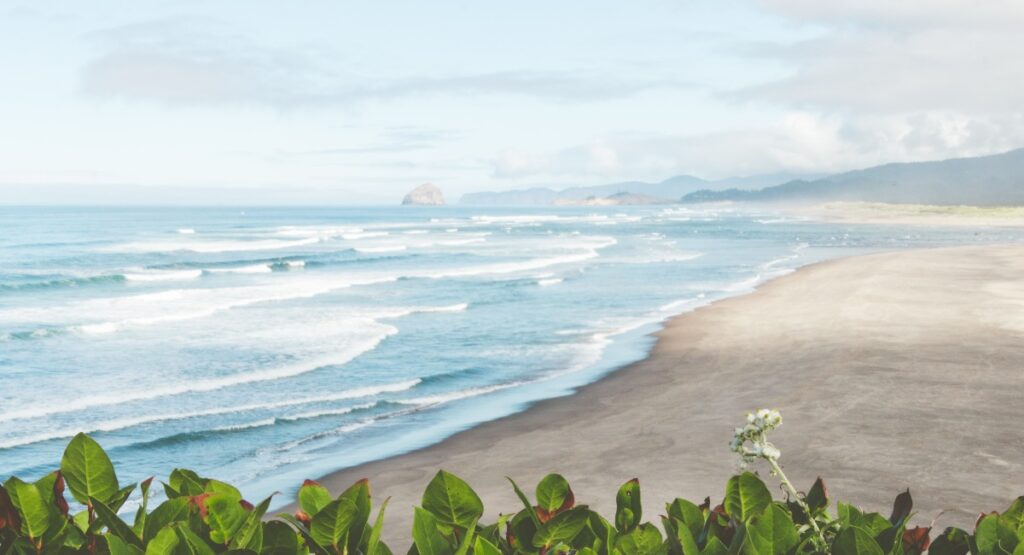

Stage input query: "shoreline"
[
  {"left": 304, "top": 244, "right": 1024, "bottom": 547},
  {"left": 784, "top": 202, "right": 1024, "bottom": 227}
]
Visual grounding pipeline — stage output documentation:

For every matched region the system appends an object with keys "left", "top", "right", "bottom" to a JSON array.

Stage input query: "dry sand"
[
  {"left": 789, "top": 202, "right": 1024, "bottom": 227},
  {"left": 311, "top": 245, "right": 1024, "bottom": 546}
]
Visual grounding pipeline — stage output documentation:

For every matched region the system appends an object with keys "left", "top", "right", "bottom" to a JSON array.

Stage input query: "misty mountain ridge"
[
  {"left": 458, "top": 172, "right": 821, "bottom": 205},
  {"left": 682, "top": 148, "right": 1024, "bottom": 206}
]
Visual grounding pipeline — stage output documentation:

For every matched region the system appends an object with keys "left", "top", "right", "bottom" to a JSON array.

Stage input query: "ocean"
[{"left": 0, "top": 205, "right": 1018, "bottom": 504}]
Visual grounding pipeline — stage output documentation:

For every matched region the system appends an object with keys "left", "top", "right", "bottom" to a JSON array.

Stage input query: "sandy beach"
[
  {"left": 790, "top": 202, "right": 1024, "bottom": 227},
  {"left": 312, "top": 244, "right": 1024, "bottom": 546}
]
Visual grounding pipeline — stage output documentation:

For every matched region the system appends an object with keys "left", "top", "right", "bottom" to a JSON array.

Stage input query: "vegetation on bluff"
[{"left": 1, "top": 412, "right": 1020, "bottom": 555}]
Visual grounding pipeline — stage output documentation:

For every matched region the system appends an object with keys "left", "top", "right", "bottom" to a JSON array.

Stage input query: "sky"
[{"left": 1, "top": 0, "right": 1023, "bottom": 204}]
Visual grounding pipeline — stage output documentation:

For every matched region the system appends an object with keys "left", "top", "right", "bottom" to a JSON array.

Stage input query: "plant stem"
[{"left": 767, "top": 457, "right": 826, "bottom": 544}]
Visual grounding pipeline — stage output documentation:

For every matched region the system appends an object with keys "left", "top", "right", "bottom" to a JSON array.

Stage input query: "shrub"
[{"left": 1, "top": 423, "right": 1021, "bottom": 554}]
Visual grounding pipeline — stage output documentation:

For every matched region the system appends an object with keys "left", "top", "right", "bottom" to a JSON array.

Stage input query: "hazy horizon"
[{"left": 3, "top": 1, "right": 1023, "bottom": 204}]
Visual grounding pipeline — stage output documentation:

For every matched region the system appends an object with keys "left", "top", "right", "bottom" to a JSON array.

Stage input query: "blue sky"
[{"left": 2, "top": 1, "right": 1022, "bottom": 204}]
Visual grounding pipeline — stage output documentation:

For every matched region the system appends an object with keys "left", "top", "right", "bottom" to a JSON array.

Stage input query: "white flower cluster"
[{"left": 730, "top": 409, "right": 783, "bottom": 469}]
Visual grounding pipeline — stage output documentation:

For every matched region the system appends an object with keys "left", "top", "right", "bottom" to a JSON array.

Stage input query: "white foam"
[
  {"left": 104, "top": 237, "right": 320, "bottom": 254},
  {"left": 354, "top": 245, "right": 407, "bottom": 253},
  {"left": 342, "top": 232, "right": 389, "bottom": 240},
  {"left": 537, "top": 278, "right": 563, "bottom": 287},
  {"left": 404, "top": 230, "right": 429, "bottom": 235},
  {"left": 395, "top": 382, "right": 519, "bottom": 406},
  {"left": 177, "top": 228, "right": 196, "bottom": 235},
  {"left": 205, "top": 264, "right": 273, "bottom": 275},
  {"left": 123, "top": 269, "right": 203, "bottom": 282},
  {"left": 0, "top": 330, "right": 401, "bottom": 425}
]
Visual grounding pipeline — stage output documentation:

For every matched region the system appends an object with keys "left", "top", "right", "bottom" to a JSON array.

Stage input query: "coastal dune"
[{"left": 316, "top": 245, "right": 1024, "bottom": 545}]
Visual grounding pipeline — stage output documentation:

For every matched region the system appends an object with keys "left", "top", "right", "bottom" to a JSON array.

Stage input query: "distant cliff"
[
  {"left": 402, "top": 183, "right": 446, "bottom": 205},
  {"left": 681, "top": 148, "right": 1024, "bottom": 206}
]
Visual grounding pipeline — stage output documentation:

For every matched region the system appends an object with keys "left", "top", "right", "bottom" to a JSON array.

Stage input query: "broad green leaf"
[
  {"left": 615, "top": 479, "right": 642, "bottom": 533},
  {"left": 533, "top": 507, "right": 589, "bottom": 548},
  {"left": 60, "top": 433, "right": 120, "bottom": 505},
  {"left": 204, "top": 492, "right": 248, "bottom": 545},
  {"left": 743, "top": 505, "right": 798, "bottom": 555},
  {"left": 833, "top": 527, "right": 884, "bottom": 555},
  {"left": 262, "top": 520, "right": 302, "bottom": 555},
  {"left": 667, "top": 517, "right": 700, "bottom": 555},
  {"left": 106, "top": 534, "right": 145, "bottom": 555},
  {"left": 175, "top": 522, "right": 217, "bottom": 555},
  {"left": 724, "top": 473, "right": 771, "bottom": 523},
  {"left": 615, "top": 523, "right": 664, "bottom": 555},
  {"left": 667, "top": 499, "right": 705, "bottom": 541},
  {"left": 143, "top": 497, "right": 191, "bottom": 542},
  {"left": 338, "top": 479, "right": 372, "bottom": 555},
  {"left": 422, "top": 471, "right": 483, "bottom": 529},
  {"left": 204, "top": 479, "right": 242, "bottom": 499},
  {"left": 974, "top": 514, "right": 1018, "bottom": 555},
  {"left": 366, "top": 498, "right": 390, "bottom": 555},
  {"left": 299, "top": 481, "right": 333, "bottom": 519},
  {"left": 473, "top": 537, "right": 501, "bottom": 555},
  {"left": 230, "top": 495, "right": 273, "bottom": 551},
  {"left": 412, "top": 506, "right": 453, "bottom": 555},
  {"left": 453, "top": 517, "right": 478, "bottom": 555},
  {"left": 5, "top": 478, "right": 51, "bottom": 539},
  {"left": 309, "top": 496, "right": 358, "bottom": 550},
  {"left": 536, "top": 474, "right": 574, "bottom": 515},
  {"left": 91, "top": 497, "right": 143, "bottom": 548},
  {"left": 168, "top": 469, "right": 206, "bottom": 497},
  {"left": 145, "top": 526, "right": 181, "bottom": 555}
]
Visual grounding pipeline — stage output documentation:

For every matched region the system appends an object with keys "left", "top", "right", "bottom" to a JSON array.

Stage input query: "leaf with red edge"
[
  {"left": 239, "top": 499, "right": 254, "bottom": 511},
  {"left": 188, "top": 493, "right": 212, "bottom": 519},
  {"left": 889, "top": 489, "right": 913, "bottom": 525},
  {"left": 295, "top": 510, "right": 312, "bottom": 525},
  {"left": 806, "top": 477, "right": 828, "bottom": 513},
  {"left": 50, "top": 471, "right": 70, "bottom": 516},
  {"left": 698, "top": 497, "right": 711, "bottom": 512},
  {"left": 902, "top": 526, "right": 931, "bottom": 554},
  {"left": 0, "top": 486, "right": 20, "bottom": 531}
]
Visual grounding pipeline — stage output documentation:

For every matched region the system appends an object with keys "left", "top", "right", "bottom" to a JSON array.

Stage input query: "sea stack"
[{"left": 401, "top": 183, "right": 446, "bottom": 206}]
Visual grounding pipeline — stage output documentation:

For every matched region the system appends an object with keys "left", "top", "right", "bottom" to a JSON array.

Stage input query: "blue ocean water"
[{"left": 0, "top": 205, "right": 1019, "bottom": 504}]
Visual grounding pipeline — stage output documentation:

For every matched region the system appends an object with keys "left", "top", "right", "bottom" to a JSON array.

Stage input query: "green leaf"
[
  {"left": 145, "top": 526, "right": 181, "bottom": 555},
  {"left": 230, "top": 495, "right": 274, "bottom": 551},
  {"left": 299, "top": 481, "right": 333, "bottom": 519},
  {"left": 833, "top": 527, "right": 884, "bottom": 555},
  {"left": 667, "top": 499, "right": 705, "bottom": 541},
  {"left": 615, "top": 479, "right": 642, "bottom": 533},
  {"left": 143, "top": 498, "right": 191, "bottom": 542},
  {"left": 168, "top": 469, "right": 206, "bottom": 498},
  {"left": 60, "top": 433, "right": 120, "bottom": 505},
  {"left": 506, "top": 477, "right": 542, "bottom": 529},
  {"left": 91, "top": 497, "right": 143, "bottom": 548},
  {"left": 338, "top": 479, "right": 372, "bottom": 555},
  {"left": 724, "top": 474, "right": 771, "bottom": 523},
  {"left": 366, "top": 497, "right": 389, "bottom": 555},
  {"left": 704, "top": 540, "right": 729, "bottom": 555},
  {"left": 5, "top": 478, "right": 50, "bottom": 539},
  {"left": 106, "top": 534, "right": 145, "bottom": 555},
  {"left": 666, "top": 517, "right": 700, "bottom": 555},
  {"left": 742, "top": 505, "right": 798, "bottom": 555},
  {"left": 204, "top": 492, "right": 248, "bottom": 545},
  {"left": 453, "top": 517, "right": 478, "bottom": 555},
  {"left": 412, "top": 506, "right": 453, "bottom": 555},
  {"left": 133, "top": 477, "right": 154, "bottom": 538},
  {"left": 974, "top": 514, "right": 1018, "bottom": 555},
  {"left": 204, "top": 480, "right": 242, "bottom": 499},
  {"left": 422, "top": 471, "right": 483, "bottom": 530},
  {"left": 309, "top": 496, "right": 359, "bottom": 550},
  {"left": 536, "top": 474, "right": 574, "bottom": 516},
  {"left": 262, "top": 520, "right": 302, "bottom": 555},
  {"left": 615, "top": 523, "right": 665, "bottom": 555},
  {"left": 175, "top": 522, "right": 217, "bottom": 555},
  {"left": 473, "top": 536, "right": 501, "bottom": 555},
  {"left": 533, "top": 507, "right": 589, "bottom": 548}
]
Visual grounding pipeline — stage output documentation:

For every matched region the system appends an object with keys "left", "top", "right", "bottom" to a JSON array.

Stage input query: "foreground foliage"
[{"left": 1, "top": 433, "right": 1021, "bottom": 555}]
